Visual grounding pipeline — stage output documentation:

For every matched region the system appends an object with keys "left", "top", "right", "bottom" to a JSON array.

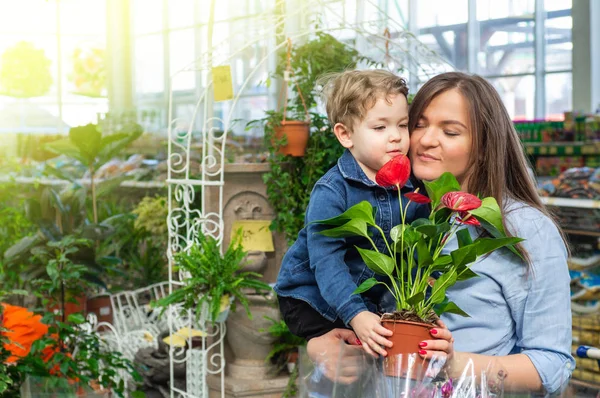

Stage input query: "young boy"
[{"left": 274, "top": 69, "right": 429, "bottom": 357}]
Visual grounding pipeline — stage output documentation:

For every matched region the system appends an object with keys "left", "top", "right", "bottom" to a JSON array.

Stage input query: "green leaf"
[
  {"left": 470, "top": 197, "right": 505, "bottom": 235},
  {"left": 430, "top": 255, "right": 452, "bottom": 271},
  {"left": 456, "top": 228, "right": 473, "bottom": 248},
  {"left": 411, "top": 218, "right": 432, "bottom": 228},
  {"left": 67, "top": 313, "right": 86, "bottom": 324},
  {"left": 434, "top": 300, "right": 469, "bottom": 317},
  {"left": 414, "top": 223, "right": 450, "bottom": 239},
  {"left": 44, "top": 139, "right": 88, "bottom": 165},
  {"left": 474, "top": 237, "right": 524, "bottom": 257},
  {"left": 356, "top": 247, "right": 394, "bottom": 276},
  {"left": 416, "top": 239, "right": 432, "bottom": 267},
  {"left": 475, "top": 218, "right": 523, "bottom": 259},
  {"left": 456, "top": 265, "right": 478, "bottom": 281},
  {"left": 46, "top": 262, "right": 59, "bottom": 283},
  {"left": 318, "top": 219, "right": 370, "bottom": 239},
  {"left": 353, "top": 278, "right": 378, "bottom": 294},
  {"left": 407, "top": 292, "right": 425, "bottom": 306},
  {"left": 429, "top": 271, "right": 457, "bottom": 304},
  {"left": 450, "top": 245, "right": 477, "bottom": 268},
  {"left": 69, "top": 123, "right": 102, "bottom": 163},
  {"left": 313, "top": 201, "right": 376, "bottom": 227},
  {"left": 391, "top": 224, "right": 421, "bottom": 246},
  {"left": 423, "top": 172, "right": 461, "bottom": 208}
]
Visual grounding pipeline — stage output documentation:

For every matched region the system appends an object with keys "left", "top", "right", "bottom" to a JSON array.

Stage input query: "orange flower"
[{"left": 1, "top": 303, "right": 49, "bottom": 363}]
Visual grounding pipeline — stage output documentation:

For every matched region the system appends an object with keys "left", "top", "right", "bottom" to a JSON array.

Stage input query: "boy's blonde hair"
[{"left": 319, "top": 69, "right": 409, "bottom": 129}]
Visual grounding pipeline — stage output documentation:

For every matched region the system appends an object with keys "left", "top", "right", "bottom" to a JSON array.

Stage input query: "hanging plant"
[
  {"left": 69, "top": 46, "right": 107, "bottom": 98},
  {"left": 0, "top": 41, "right": 53, "bottom": 98}
]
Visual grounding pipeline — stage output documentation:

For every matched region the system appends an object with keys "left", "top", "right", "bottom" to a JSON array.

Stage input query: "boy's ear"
[{"left": 333, "top": 123, "right": 353, "bottom": 149}]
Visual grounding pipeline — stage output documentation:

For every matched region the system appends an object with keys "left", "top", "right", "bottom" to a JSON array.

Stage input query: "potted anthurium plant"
[{"left": 314, "top": 155, "right": 523, "bottom": 378}]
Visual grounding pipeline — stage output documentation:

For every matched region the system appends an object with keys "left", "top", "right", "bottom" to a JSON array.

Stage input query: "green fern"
[{"left": 154, "top": 232, "right": 272, "bottom": 323}]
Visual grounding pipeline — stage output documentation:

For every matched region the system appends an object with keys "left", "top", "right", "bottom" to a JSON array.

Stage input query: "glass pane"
[
  {"left": 134, "top": 35, "right": 164, "bottom": 93},
  {"left": 417, "top": 0, "right": 467, "bottom": 27},
  {"left": 60, "top": 0, "right": 107, "bottom": 35},
  {"left": 62, "top": 102, "right": 108, "bottom": 127},
  {"left": 215, "top": 0, "right": 247, "bottom": 22},
  {"left": 478, "top": 23, "right": 534, "bottom": 75},
  {"left": 133, "top": 0, "right": 163, "bottom": 35},
  {"left": 61, "top": 38, "right": 107, "bottom": 98},
  {"left": 477, "top": 0, "right": 535, "bottom": 75},
  {"left": 386, "top": 0, "right": 409, "bottom": 28},
  {"left": 488, "top": 75, "right": 535, "bottom": 120},
  {"left": 545, "top": 15, "right": 571, "bottom": 72},
  {"left": 545, "top": 72, "right": 572, "bottom": 120},
  {"left": 417, "top": 29, "right": 467, "bottom": 71},
  {"left": 544, "top": 0, "right": 571, "bottom": 12},
  {"left": 169, "top": 0, "right": 195, "bottom": 28},
  {"left": 476, "top": 0, "right": 534, "bottom": 20},
  {"left": 0, "top": 0, "right": 57, "bottom": 34},
  {"left": 169, "top": 29, "right": 196, "bottom": 91}
]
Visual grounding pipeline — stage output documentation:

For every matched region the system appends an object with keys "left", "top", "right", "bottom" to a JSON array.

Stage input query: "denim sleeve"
[
  {"left": 305, "top": 182, "right": 368, "bottom": 325},
  {"left": 504, "top": 210, "right": 574, "bottom": 394}
]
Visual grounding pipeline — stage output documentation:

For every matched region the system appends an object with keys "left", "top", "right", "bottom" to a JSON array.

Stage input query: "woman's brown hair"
[{"left": 408, "top": 71, "right": 567, "bottom": 262}]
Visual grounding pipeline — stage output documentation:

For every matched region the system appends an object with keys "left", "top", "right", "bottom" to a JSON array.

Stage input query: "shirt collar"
[{"left": 337, "top": 149, "right": 414, "bottom": 190}]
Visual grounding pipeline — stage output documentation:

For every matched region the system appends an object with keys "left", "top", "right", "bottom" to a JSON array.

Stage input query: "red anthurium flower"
[
  {"left": 405, "top": 192, "right": 431, "bottom": 204},
  {"left": 441, "top": 191, "right": 482, "bottom": 212},
  {"left": 457, "top": 211, "right": 481, "bottom": 226},
  {"left": 375, "top": 155, "right": 411, "bottom": 189}
]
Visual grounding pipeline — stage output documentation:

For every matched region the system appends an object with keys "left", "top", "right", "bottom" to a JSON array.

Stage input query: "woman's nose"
[{"left": 417, "top": 128, "right": 438, "bottom": 147}]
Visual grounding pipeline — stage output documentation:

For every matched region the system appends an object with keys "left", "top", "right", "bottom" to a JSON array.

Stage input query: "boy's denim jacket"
[{"left": 274, "top": 150, "right": 430, "bottom": 325}]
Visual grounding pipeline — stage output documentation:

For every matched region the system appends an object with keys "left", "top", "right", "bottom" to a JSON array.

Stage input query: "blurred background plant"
[{"left": 0, "top": 41, "right": 52, "bottom": 98}]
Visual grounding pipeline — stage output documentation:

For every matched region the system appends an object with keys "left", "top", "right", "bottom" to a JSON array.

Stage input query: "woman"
[{"left": 306, "top": 72, "right": 574, "bottom": 395}]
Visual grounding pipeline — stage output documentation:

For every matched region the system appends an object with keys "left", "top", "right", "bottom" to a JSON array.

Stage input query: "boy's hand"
[{"left": 349, "top": 311, "right": 393, "bottom": 357}]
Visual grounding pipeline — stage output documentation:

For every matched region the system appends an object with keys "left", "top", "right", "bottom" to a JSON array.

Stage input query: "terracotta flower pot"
[
  {"left": 382, "top": 319, "right": 433, "bottom": 379},
  {"left": 274, "top": 120, "right": 310, "bottom": 157}
]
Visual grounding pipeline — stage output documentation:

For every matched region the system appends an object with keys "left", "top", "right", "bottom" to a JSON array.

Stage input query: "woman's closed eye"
[
  {"left": 444, "top": 130, "right": 460, "bottom": 136},
  {"left": 399, "top": 123, "right": 408, "bottom": 129},
  {"left": 373, "top": 126, "right": 386, "bottom": 131}
]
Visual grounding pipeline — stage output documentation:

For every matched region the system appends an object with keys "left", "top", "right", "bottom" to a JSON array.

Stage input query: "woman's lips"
[{"left": 417, "top": 153, "right": 439, "bottom": 162}]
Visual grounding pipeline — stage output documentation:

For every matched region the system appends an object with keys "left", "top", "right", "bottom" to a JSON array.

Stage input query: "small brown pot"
[
  {"left": 86, "top": 294, "right": 113, "bottom": 329},
  {"left": 274, "top": 120, "right": 310, "bottom": 156},
  {"left": 382, "top": 319, "right": 433, "bottom": 379}
]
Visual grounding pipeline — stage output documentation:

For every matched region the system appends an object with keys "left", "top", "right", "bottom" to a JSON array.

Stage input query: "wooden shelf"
[
  {"left": 0, "top": 176, "right": 166, "bottom": 189},
  {"left": 541, "top": 197, "right": 600, "bottom": 209},
  {"left": 524, "top": 142, "right": 600, "bottom": 156}
]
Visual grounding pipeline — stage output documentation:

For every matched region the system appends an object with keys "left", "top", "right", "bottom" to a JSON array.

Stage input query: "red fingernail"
[
  {"left": 356, "top": 338, "right": 362, "bottom": 345},
  {"left": 419, "top": 342, "right": 427, "bottom": 348},
  {"left": 430, "top": 329, "right": 438, "bottom": 335},
  {"left": 419, "top": 350, "right": 427, "bottom": 356}
]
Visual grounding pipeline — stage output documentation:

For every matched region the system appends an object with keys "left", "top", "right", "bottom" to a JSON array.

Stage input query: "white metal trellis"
[{"left": 164, "top": 1, "right": 450, "bottom": 397}]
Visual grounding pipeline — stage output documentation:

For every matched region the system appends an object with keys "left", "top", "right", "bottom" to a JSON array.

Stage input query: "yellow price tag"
[
  {"left": 565, "top": 146, "right": 574, "bottom": 155},
  {"left": 549, "top": 146, "right": 558, "bottom": 155},
  {"left": 540, "top": 146, "right": 548, "bottom": 155},
  {"left": 526, "top": 147, "right": 534, "bottom": 155},
  {"left": 212, "top": 65, "right": 234, "bottom": 102},
  {"left": 231, "top": 220, "right": 274, "bottom": 252}
]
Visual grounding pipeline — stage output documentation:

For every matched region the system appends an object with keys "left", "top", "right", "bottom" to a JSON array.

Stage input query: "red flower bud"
[
  {"left": 375, "top": 155, "right": 411, "bottom": 189},
  {"left": 441, "top": 191, "right": 482, "bottom": 212},
  {"left": 405, "top": 192, "right": 431, "bottom": 204},
  {"left": 457, "top": 211, "right": 481, "bottom": 226}
]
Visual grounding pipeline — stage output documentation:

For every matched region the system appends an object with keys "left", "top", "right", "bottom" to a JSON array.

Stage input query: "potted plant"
[
  {"left": 315, "top": 155, "right": 523, "bottom": 378},
  {"left": 0, "top": 41, "right": 52, "bottom": 98},
  {"left": 263, "top": 316, "right": 306, "bottom": 374},
  {"left": 0, "top": 237, "right": 143, "bottom": 398},
  {"left": 153, "top": 232, "right": 272, "bottom": 325},
  {"left": 247, "top": 32, "right": 379, "bottom": 245}
]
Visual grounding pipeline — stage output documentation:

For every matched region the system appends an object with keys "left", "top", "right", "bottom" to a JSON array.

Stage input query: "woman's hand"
[
  {"left": 306, "top": 328, "right": 364, "bottom": 384},
  {"left": 418, "top": 319, "right": 454, "bottom": 364}
]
